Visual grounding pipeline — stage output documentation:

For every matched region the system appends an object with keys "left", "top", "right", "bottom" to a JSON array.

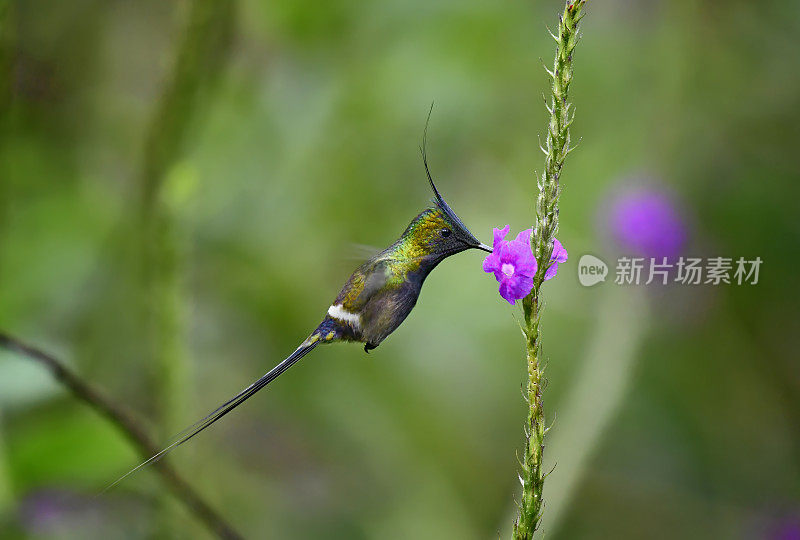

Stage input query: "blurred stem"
[
  {"left": 0, "top": 0, "right": 14, "bottom": 226},
  {"left": 139, "top": 0, "right": 234, "bottom": 435},
  {"left": 140, "top": 0, "right": 235, "bottom": 209},
  {"left": 0, "top": 332, "right": 243, "bottom": 539},
  {"left": 514, "top": 2, "right": 586, "bottom": 538},
  {"left": 0, "top": 0, "right": 12, "bottom": 114},
  {"left": 137, "top": 1, "right": 234, "bottom": 534},
  {"left": 0, "top": 415, "right": 12, "bottom": 514},
  {"left": 544, "top": 287, "right": 647, "bottom": 534}
]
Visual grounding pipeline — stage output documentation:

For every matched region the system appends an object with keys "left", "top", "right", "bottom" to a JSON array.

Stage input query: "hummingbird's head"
[
  {"left": 398, "top": 146, "right": 492, "bottom": 259},
  {"left": 396, "top": 107, "right": 492, "bottom": 261},
  {"left": 401, "top": 204, "right": 488, "bottom": 260}
]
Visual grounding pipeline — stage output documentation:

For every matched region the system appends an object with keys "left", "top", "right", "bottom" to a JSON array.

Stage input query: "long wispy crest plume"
[{"left": 420, "top": 103, "right": 474, "bottom": 237}]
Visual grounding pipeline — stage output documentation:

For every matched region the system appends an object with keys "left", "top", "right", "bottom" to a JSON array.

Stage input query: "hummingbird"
[{"left": 112, "top": 127, "right": 492, "bottom": 485}]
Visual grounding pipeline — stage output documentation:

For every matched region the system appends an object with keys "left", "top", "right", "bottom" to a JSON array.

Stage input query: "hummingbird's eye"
[{"left": 440, "top": 228, "right": 452, "bottom": 238}]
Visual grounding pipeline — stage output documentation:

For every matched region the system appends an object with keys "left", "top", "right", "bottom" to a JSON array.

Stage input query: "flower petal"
[
  {"left": 502, "top": 239, "right": 537, "bottom": 277},
  {"left": 497, "top": 241, "right": 518, "bottom": 265},
  {"left": 514, "top": 249, "right": 538, "bottom": 277},
  {"left": 498, "top": 278, "right": 517, "bottom": 305},
  {"left": 482, "top": 252, "right": 504, "bottom": 281},
  {"left": 483, "top": 225, "right": 539, "bottom": 304},
  {"left": 514, "top": 228, "right": 533, "bottom": 247},
  {"left": 551, "top": 238, "right": 568, "bottom": 263},
  {"left": 492, "top": 225, "right": 510, "bottom": 250},
  {"left": 543, "top": 261, "right": 559, "bottom": 281},
  {"left": 508, "top": 273, "right": 535, "bottom": 299}
]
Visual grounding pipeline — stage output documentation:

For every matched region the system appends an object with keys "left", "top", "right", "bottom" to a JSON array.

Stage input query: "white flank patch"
[{"left": 328, "top": 304, "right": 361, "bottom": 329}]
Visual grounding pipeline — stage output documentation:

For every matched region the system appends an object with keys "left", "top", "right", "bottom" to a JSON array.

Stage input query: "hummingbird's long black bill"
[{"left": 476, "top": 242, "right": 492, "bottom": 253}]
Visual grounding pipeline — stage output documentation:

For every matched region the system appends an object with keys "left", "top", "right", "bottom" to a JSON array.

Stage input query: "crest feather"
[{"left": 419, "top": 104, "right": 473, "bottom": 237}]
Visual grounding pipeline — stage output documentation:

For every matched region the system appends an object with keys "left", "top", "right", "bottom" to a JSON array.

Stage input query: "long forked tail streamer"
[{"left": 103, "top": 337, "right": 321, "bottom": 492}]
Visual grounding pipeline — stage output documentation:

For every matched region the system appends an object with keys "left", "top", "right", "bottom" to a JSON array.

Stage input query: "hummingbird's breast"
[
  {"left": 324, "top": 252, "right": 440, "bottom": 349},
  {"left": 358, "top": 279, "right": 421, "bottom": 347}
]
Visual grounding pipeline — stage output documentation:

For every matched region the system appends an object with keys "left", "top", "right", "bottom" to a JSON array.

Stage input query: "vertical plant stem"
[{"left": 514, "top": 2, "right": 586, "bottom": 538}]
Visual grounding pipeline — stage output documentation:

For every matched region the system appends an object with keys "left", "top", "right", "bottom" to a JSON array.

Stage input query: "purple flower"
[
  {"left": 21, "top": 489, "right": 82, "bottom": 535},
  {"left": 770, "top": 516, "right": 800, "bottom": 540},
  {"left": 483, "top": 225, "right": 537, "bottom": 305},
  {"left": 482, "top": 226, "right": 569, "bottom": 305},
  {"left": 608, "top": 187, "right": 686, "bottom": 259}
]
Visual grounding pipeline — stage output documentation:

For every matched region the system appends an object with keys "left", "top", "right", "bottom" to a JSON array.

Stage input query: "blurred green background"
[{"left": 1, "top": 0, "right": 798, "bottom": 538}]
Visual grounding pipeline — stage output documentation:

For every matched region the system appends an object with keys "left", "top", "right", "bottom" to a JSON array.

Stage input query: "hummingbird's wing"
[
  {"left": 344, "top": 243, "right": 382, "bottom": 261},
  {"left": 335, "top": 257, "right": 394, "bottom": 311},
  {"left": 361, "top": 259, "right": 393, "bottom": 300},
  {"left": 354, "top": 257, "right": 421, "bottom": 347}
]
